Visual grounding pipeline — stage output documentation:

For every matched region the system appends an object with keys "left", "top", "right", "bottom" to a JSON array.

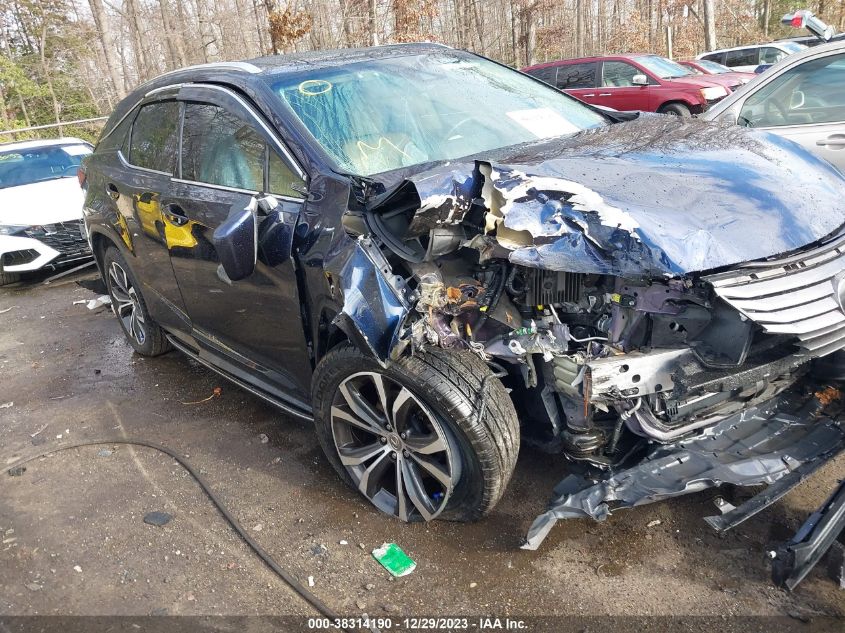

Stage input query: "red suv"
[{"left": 523, "top": 54, "right": 730, "bottom": 116}]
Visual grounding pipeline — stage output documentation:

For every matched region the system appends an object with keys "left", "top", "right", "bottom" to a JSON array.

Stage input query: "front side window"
[
  {"left": 602, "top": 61, "right": 641, "bottom": 87},
  {"left": 525, "top": 66, "right": 558, "bottom": 86},
  {"left": 0, "top": 143, "right": 92, "bottom": 189},
  {"left": 739, "top": 53, "right": 845, "bottom": 128},
  {"left": 181, "top": 102, "right": 304, "bottom": 197},
  {"left": 760, "top": 47, "right": 787, "bottom": 65},
  {"left": 556, "top": 63, "right": 597, "bottom": 89},
  {"left": 702, "top": 52, "right": 726, "bottom": 64},
  {"left": 129, "top": 101, "right": 180, "bottom": 173},
  {"left": 270, "top": 52, "right": 607, "bottom": 176}
]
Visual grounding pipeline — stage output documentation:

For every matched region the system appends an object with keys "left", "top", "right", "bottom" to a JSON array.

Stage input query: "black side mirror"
[{"left": 213, "top": 197, "right": 259, "bottom": 282}]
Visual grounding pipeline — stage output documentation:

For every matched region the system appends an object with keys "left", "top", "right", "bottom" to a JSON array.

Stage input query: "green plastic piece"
[{"left": 372, "top": 542, "right": 416, "bottom": 577}]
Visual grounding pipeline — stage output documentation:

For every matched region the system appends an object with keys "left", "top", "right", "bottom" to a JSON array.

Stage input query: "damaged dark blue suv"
[{"left": 82, "top": 45, "right": 845, "bottom": 584}]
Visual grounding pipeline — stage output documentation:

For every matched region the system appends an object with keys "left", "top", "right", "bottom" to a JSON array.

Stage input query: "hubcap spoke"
[
  {"left": 339, "top": 382, "right": 386, "bottom": 430},
  {"left": 391, "top": 387, "right": 414, "bottom": 430},
  {"left": 357, "top": 450, "right": 392, "bottom": 498},
  {"left": 337, "top": 441, "right": 387, "bottom": 466},
  {"left": 331, "top": 405, "right": 383, "bottom": 435},
  {"left": 395, "top": 459, "right": 410, "bottom": 521},
  {"left": 400, "top": 459, "right": 437, "bottom": 521},
  {"left": 408, "top": 451, "right": 452, "bottom": 487},
  {"left": 404, "top": 433, "right": 447, "bottom": 455}
]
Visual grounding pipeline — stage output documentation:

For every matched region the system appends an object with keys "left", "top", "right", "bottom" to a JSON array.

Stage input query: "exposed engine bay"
[{"left": 330, "top": 126, "right": 845, "bottom": 561}]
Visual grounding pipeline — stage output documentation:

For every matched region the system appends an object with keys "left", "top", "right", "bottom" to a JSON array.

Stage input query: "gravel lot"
[{"left": 0, "top": 270, "right": 843, "bottom": 626}]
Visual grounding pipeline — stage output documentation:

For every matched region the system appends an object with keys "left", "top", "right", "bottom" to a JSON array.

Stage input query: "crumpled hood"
[
  {"left": 0, "top": 177, "right": 85, "bottom": 226},
  {"left": 373, "top": 116, "right": 845, "bottom": 277}
]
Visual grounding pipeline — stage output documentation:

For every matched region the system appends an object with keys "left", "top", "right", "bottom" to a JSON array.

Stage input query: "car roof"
[
  {"left": 0, "top": 137, "right": 89, "bottom": 152},
  {"left": 699, "top": 42, "right": 801, "bottom": 56},
  {"left": 524, "top": 54, "right": 662, "bottom": 70}
]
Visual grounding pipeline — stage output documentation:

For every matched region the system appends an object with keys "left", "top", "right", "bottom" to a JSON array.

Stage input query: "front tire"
[
  {"left": 102, "top": 246, "right": 171, "bottom": 356},
  {"left": 312, "top": 344, "right": 520, "bottom": 522},
  {"left": 660, "top": 102, "right": 692, "bottom": 116}
]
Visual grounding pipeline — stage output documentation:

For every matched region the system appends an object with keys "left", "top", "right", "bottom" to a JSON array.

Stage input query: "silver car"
[{"left": 704, "top": 40, "right": 845, "bottom": 171}]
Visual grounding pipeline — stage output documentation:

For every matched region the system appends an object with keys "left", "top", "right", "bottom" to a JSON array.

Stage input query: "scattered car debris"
[
  {"left": 143, "top": 511, "right": 173, "bottom": 527},
  {"left": 24, "top": 582, "right": 43, "bottom": 592},
  {"left": 97, "top": 448, "right": 112, "bottom": 457},
  {"left": 372, "top": 543, "right": 416, "bottom": 577},
  {"left": 73, "top": 565, "right": 82, "bottom": 573},
  {"left": 523, "top": 391, "right": 845, "bottom": 551},
  {"left": 181, "top": 386, "right": 222, "bottom": 405},
  {"left": 646, "top": 520, "right": 662, "bottom": 528},
  {"left": 252, "top": 523, "right": 263, "bottom": 532},
  {"left": 307, "top": 576, "right": 315, "bottom": 587},
  {"left": 30, "top": 424, "right": 47, "bottom": 438},
  {"left": 258, "top": 433, "right": 269, "bottom": 444},
  {"left": 85, "top": 295, "right": 111, "bottom": 310},
  {"left": 0, "top": 402, "right": 13, "bottom": 409},
  {"left": 0, "top": 306, "right": 14, "bottom": 314},
  {"left": 7, "top": 465, "right": 25, "bottom": 477}
]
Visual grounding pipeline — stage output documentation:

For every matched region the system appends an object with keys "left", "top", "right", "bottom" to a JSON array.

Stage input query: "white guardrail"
[{"left": 0, "top": 117, "right": 109, "bottom": 136}]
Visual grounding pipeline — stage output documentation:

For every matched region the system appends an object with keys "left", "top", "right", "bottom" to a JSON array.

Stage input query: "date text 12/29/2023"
[{"left": 307, "top": 617, "right": 529, "bottom": 630}]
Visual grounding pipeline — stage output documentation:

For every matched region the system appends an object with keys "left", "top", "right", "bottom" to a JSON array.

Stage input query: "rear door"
[
  {"left": 555, "top": 62, "right": 599, "bottom": 104},
  {"left": 164, "top": 84, "right": 313, "bottom": 404},
  {"left": 88, "top": 94, "right": 190, "bottom": 334},
  {"left": 596, "top": 60, "right": 653, "bottom": 111},
  {"left": 737, "top": 51, "right": 845, "bottom": 171}
]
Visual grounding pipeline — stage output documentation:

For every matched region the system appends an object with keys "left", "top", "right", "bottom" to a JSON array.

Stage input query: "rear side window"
[
  {"left": 702, "top": 52, "right": 726, "bottom": 64},
  {"left": 525, "top": 66, "right": 558, "bottom": 86},
  {"left": 760, "top": 47, "right": 787, "bottom": 65},
  {"left": 556, "top": 63, "right": 597, "bottom": 89},
  {"left": 129, "top": 101, "right": 180, "bottom": 173},
  {"left": 725, "top": 48, "right": 758, "bottom": 67}
]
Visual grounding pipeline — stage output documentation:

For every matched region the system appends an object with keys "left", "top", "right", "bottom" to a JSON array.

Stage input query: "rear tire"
[
  {"left": 660, "top": 102, "right": 692, "bottom": 116},
  {"left": 102, "top": 246, "right": 171, "bottom": 356},
  {"left": 312, "top": 344, "right": 520, "bottom": 523}
]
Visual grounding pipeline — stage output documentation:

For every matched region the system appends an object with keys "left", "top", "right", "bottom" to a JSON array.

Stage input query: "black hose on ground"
[{"left": 3, "top": 438, "right": 352, "bottom": 627}]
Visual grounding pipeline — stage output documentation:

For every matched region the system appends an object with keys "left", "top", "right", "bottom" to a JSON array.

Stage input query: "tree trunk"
[
  {"left": 703, "top": 0, "right": 716, "bottom": 51},
  {"left": 87, "top": 0, "right": 124, "bottom": 99}
]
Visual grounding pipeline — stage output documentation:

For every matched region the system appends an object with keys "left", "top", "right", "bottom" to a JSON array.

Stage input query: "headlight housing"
[
  {"left": 701, "top": 86, "right": 729, "bottom": 101},
  {"left": 0, "top": 225, "right": 28, "bottom": 236}
]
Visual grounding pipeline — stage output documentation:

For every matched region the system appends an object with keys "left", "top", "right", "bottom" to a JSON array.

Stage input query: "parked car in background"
[
  {"left": 80, "top": 46, "right": 845, "bottom": 585},
  {"left": 0, "top": 138, "right": 93, "bottom": 285},
  {"left": 522, "top": 54, "right": 728, "bottom": 115},
  {"left": 705, "top": 40, "right": 845, "bottom": 172},
  {"left": 677, "top": 59, "right": 755, "bottom": 89},
  {"left": 697, "top": 41, "right": 806, "bottom": 72}
]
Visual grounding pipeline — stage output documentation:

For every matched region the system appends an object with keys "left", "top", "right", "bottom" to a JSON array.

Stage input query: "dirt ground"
[{"left": 1, "top": 269, "right": 843, "bottom": 625}]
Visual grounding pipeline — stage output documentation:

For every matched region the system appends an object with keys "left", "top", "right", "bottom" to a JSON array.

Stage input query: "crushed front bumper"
[
  {"left": 0, "top": 221, "right": 91, "bottom": 273},
  {"left": 523, "top": 390, "right": 845, "bottom": 586}
]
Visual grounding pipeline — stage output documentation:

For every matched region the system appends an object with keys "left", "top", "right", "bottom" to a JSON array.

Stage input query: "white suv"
[
  {"left": 0, "top": 138, "right": 93, "bottom": 285},
  {"left": 697, "top": 41, "right": 807, "bottom": 72}
]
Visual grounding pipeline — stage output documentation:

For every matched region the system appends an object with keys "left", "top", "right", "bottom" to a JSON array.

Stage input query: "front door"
[
  {"left": 596, "top": 61, "right": 652, "bottom": 111},
  {"left": 164, "top": 85, "right": 313, "bottom": 405},
  {"left": 737, "top": 51, "right": 845, "bottom": 171}
]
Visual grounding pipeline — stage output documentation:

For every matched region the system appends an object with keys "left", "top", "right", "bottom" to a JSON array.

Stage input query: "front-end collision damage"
[{"left": 331, "top": 117, "right": 845, "bottom": 584}]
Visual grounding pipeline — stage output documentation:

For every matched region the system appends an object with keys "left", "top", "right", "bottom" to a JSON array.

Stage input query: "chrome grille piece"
[{"left": 705, "top": 232, "right": 845, "bottom": 358}]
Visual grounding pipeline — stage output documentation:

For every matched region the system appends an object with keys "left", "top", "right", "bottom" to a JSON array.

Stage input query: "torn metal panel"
[
  {"left": 522, "top": 391, "right": 845, "bottom": 550},
  {"left": 330, "top": 237, "right": 411, "bottom": 364}
]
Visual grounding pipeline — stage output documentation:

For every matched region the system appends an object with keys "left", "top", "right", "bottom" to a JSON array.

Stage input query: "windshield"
[
  {"left": 0, "top": 143, "right": 91, "bottom": 189},
  {"left": 697, "top": 60, "right": 732, "bottom": 74},
  {"left": 782, "top": 42, "right": 808, "bottom": 54},
  {"left": 635, "top": 56, "right": 694, "bottom": 79},
  {"left": 270, "top": 52, "right": 607, "bottom": 176}
]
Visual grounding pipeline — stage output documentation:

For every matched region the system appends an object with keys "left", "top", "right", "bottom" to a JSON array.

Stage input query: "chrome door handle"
[
  {"left": 164, "top": 204, "right": 189, "bottom": 227},
  {"left": 817, "top": 136, "right": 845, "bottom": 149},
  {"left": 599, "top": 93, "right": 612, "bottom": 96},
  {"left": 582, "top": 93, "right": 596, "bottom": 97}
]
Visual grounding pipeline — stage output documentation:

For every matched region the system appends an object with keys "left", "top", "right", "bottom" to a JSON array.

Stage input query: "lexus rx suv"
[{"left": 81, "top": 45, "right": 845, "bottom": 561}]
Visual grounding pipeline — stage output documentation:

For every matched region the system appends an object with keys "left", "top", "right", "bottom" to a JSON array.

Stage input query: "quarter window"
[
  {"left": 129, "top": 101, "right": 180, "bottom": 173},
  {"left": 526, "top": 66, "right": 558, "bottom": 86}
]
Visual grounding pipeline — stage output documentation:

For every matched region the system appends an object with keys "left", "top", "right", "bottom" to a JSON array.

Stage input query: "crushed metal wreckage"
[{"left": 327, "top": 116, "right": 845, "bottom": 586}]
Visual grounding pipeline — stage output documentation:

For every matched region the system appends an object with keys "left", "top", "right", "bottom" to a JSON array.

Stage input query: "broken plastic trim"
[{"left": 522, "top": 390, "right": 845, "bottom": 550}]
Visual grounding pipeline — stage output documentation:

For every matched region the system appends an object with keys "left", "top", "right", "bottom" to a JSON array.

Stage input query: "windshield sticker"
[{"left": 506, "top": 108, "right": 580, "bottom": 139}]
